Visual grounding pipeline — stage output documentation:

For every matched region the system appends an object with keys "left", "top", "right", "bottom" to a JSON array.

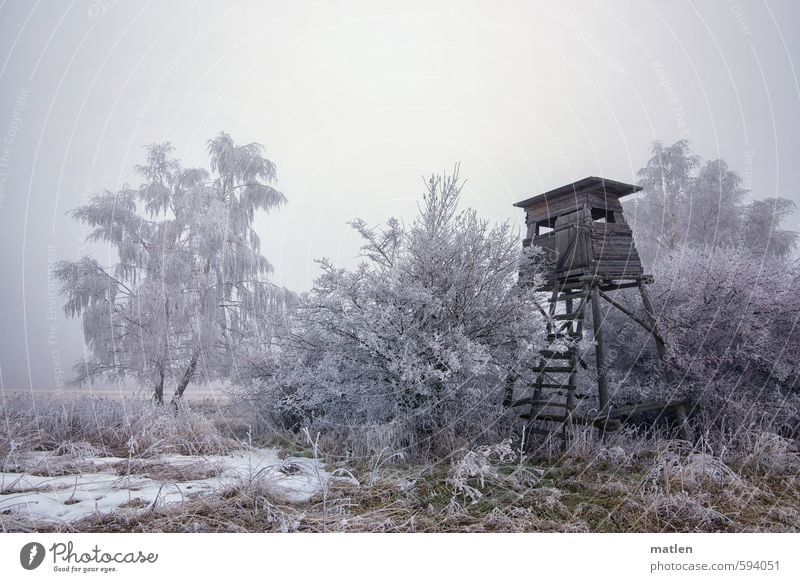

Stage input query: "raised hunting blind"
[
  {"left": 517, "top": 176, "right": 644, "bottom": 282},
  {"left": 508, "top": 176, "right": 688, "bottom": 444}
]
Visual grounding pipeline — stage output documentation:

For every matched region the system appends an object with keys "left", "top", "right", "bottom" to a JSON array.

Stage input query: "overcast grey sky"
[{"left": 1, "top": 0, "right": 799, "bottom": 391}]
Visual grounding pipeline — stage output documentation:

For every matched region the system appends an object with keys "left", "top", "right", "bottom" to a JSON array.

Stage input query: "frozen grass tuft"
[
  {"left": 0, "top": 394, "right": 239, "bottom": 460},
  {"left": 734, "top": 431, "right": 800, "bottom": 476},
  {"left": 112, "top": 459, "right": 224, "bottom": 481},
  {"left": 446, "top": 439, "right": 515, "bottom": 505}
]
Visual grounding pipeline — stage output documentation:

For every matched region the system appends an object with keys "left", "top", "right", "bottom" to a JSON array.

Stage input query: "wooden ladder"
[{"left": 513, "top": 280, "right": 591, "bottom": 446}]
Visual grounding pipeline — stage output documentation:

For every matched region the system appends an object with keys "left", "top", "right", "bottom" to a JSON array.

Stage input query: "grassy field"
[{"left": 1, "top": 393, "right": 799, "bottom": 533}]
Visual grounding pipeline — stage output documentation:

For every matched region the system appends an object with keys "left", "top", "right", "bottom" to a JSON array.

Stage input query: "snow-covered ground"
[{"left": 0, "top": 448, "right": 327, "bottom": 524}]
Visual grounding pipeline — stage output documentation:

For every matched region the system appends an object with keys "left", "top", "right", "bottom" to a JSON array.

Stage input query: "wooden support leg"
[
  {"left": 560, "top": 296, "right": 575, "bottom": 451},
  {"left": 563, "top": 351, "right": 578, "bottom": 451},
  {"left": 638, "top": 281, "right": 667, "bottom": 364},
  {"left": 590, "top": 288, "right": 610, "bottom": 412},
  {"left": 503, "top": 374, "right": 516, "bottom": 407}
]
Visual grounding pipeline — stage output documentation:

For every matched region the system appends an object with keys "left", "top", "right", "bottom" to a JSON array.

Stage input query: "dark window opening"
[
  {"left": 535, "top": 217, "right": 556, "bottom": 236},
  {"left": 591, "top": 208, "right": 615, "bottom": 223}
]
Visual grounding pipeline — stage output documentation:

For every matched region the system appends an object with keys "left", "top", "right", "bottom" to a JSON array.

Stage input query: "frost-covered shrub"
[
  {"left": 446, "top": 439, "right": 516, "bottom": 504},
  {"left": 602, "top": 246, "right": 800, "bottom": 432},
  {"left": 253, "top": 167, "right": 547, "bottom": 458}
]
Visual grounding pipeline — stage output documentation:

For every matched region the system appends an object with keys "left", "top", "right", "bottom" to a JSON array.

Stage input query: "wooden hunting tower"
[
  {"left": 507, "top": 176, "right": 686, "bottom": 443},
  {"left": 517, "top": 176, "right": 643, "bottom": 282}
]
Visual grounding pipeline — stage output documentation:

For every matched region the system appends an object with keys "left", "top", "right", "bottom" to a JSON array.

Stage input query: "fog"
[{"left": 1, "top": 0, "right": 798, "bottom": 391}]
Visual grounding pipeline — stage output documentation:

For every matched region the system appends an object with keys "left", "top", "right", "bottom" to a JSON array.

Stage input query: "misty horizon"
[{"left": 2, "top": 1, "right": 799, "bottom": 392}]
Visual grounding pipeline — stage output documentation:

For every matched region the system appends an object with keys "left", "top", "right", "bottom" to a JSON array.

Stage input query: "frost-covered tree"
[
  {"left": 256, "top": 166, "right": 546, "bottom": 457},
  {"left": 742, "top": 197, "right": 798, "bottom": 259},
  {"left": 686, "top": 159, "right": 746, "bottom": 248},
  {"left": 632, "top": 139, "right": 699, "bottom": 256},
  {"left": 56, "top": 133, "right": 288, "bottom": 404},
  {"left": 628, "top": 139, "right": 797, "bottom": 264}
]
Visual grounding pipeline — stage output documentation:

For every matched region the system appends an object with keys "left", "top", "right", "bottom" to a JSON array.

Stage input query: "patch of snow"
[{"left": 0, "top": 448, "right": 328, "bottom": 524}]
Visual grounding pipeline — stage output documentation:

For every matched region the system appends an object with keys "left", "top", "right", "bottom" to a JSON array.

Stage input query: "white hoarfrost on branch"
[
  {"left": 255, "top": 165, "right": 548, "bottom": 458},
  {"left": 56, "top": 133, "right": 291, "bottom": 404}
]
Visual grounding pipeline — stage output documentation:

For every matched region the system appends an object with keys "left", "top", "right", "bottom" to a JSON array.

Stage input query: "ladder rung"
[
  {"left": 539, "top": 351, "right": 573, "bottom": 359},
  {"left": 511, "top": 398, "right": 572, "bottom": 409},
  {"left": 520, "top": 413, "right": 571, "bottom": 423},
  {"left": 532, "top": 366, "right": 574, "bottom": 373},
  {"left": 552, "top": 313, "right": 582, "bottom": 321},
  {"left": 547, "top": 333, "right": 582, "bottom": 340},
  {"left": 531, "top": 400, "right": 572, "bottom": 409},
  {"left": 548, "top": 289, "right": 590, "bottom": 302}
]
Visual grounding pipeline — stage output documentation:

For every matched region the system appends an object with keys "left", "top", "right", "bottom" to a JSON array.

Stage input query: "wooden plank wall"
[{"left": 520, "top": 189, "right": 644, "bottom": 283}]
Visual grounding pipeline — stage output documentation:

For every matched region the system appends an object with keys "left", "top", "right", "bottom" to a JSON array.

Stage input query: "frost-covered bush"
[
  {"left": 446, "top": 439, "right": 516, "bottom": 504},
  {"left": 603, "top": 246, "right": 800, "bottom": 431},
  {"left": 254, "top": 166, "right": 547, "bottom": 458}
]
